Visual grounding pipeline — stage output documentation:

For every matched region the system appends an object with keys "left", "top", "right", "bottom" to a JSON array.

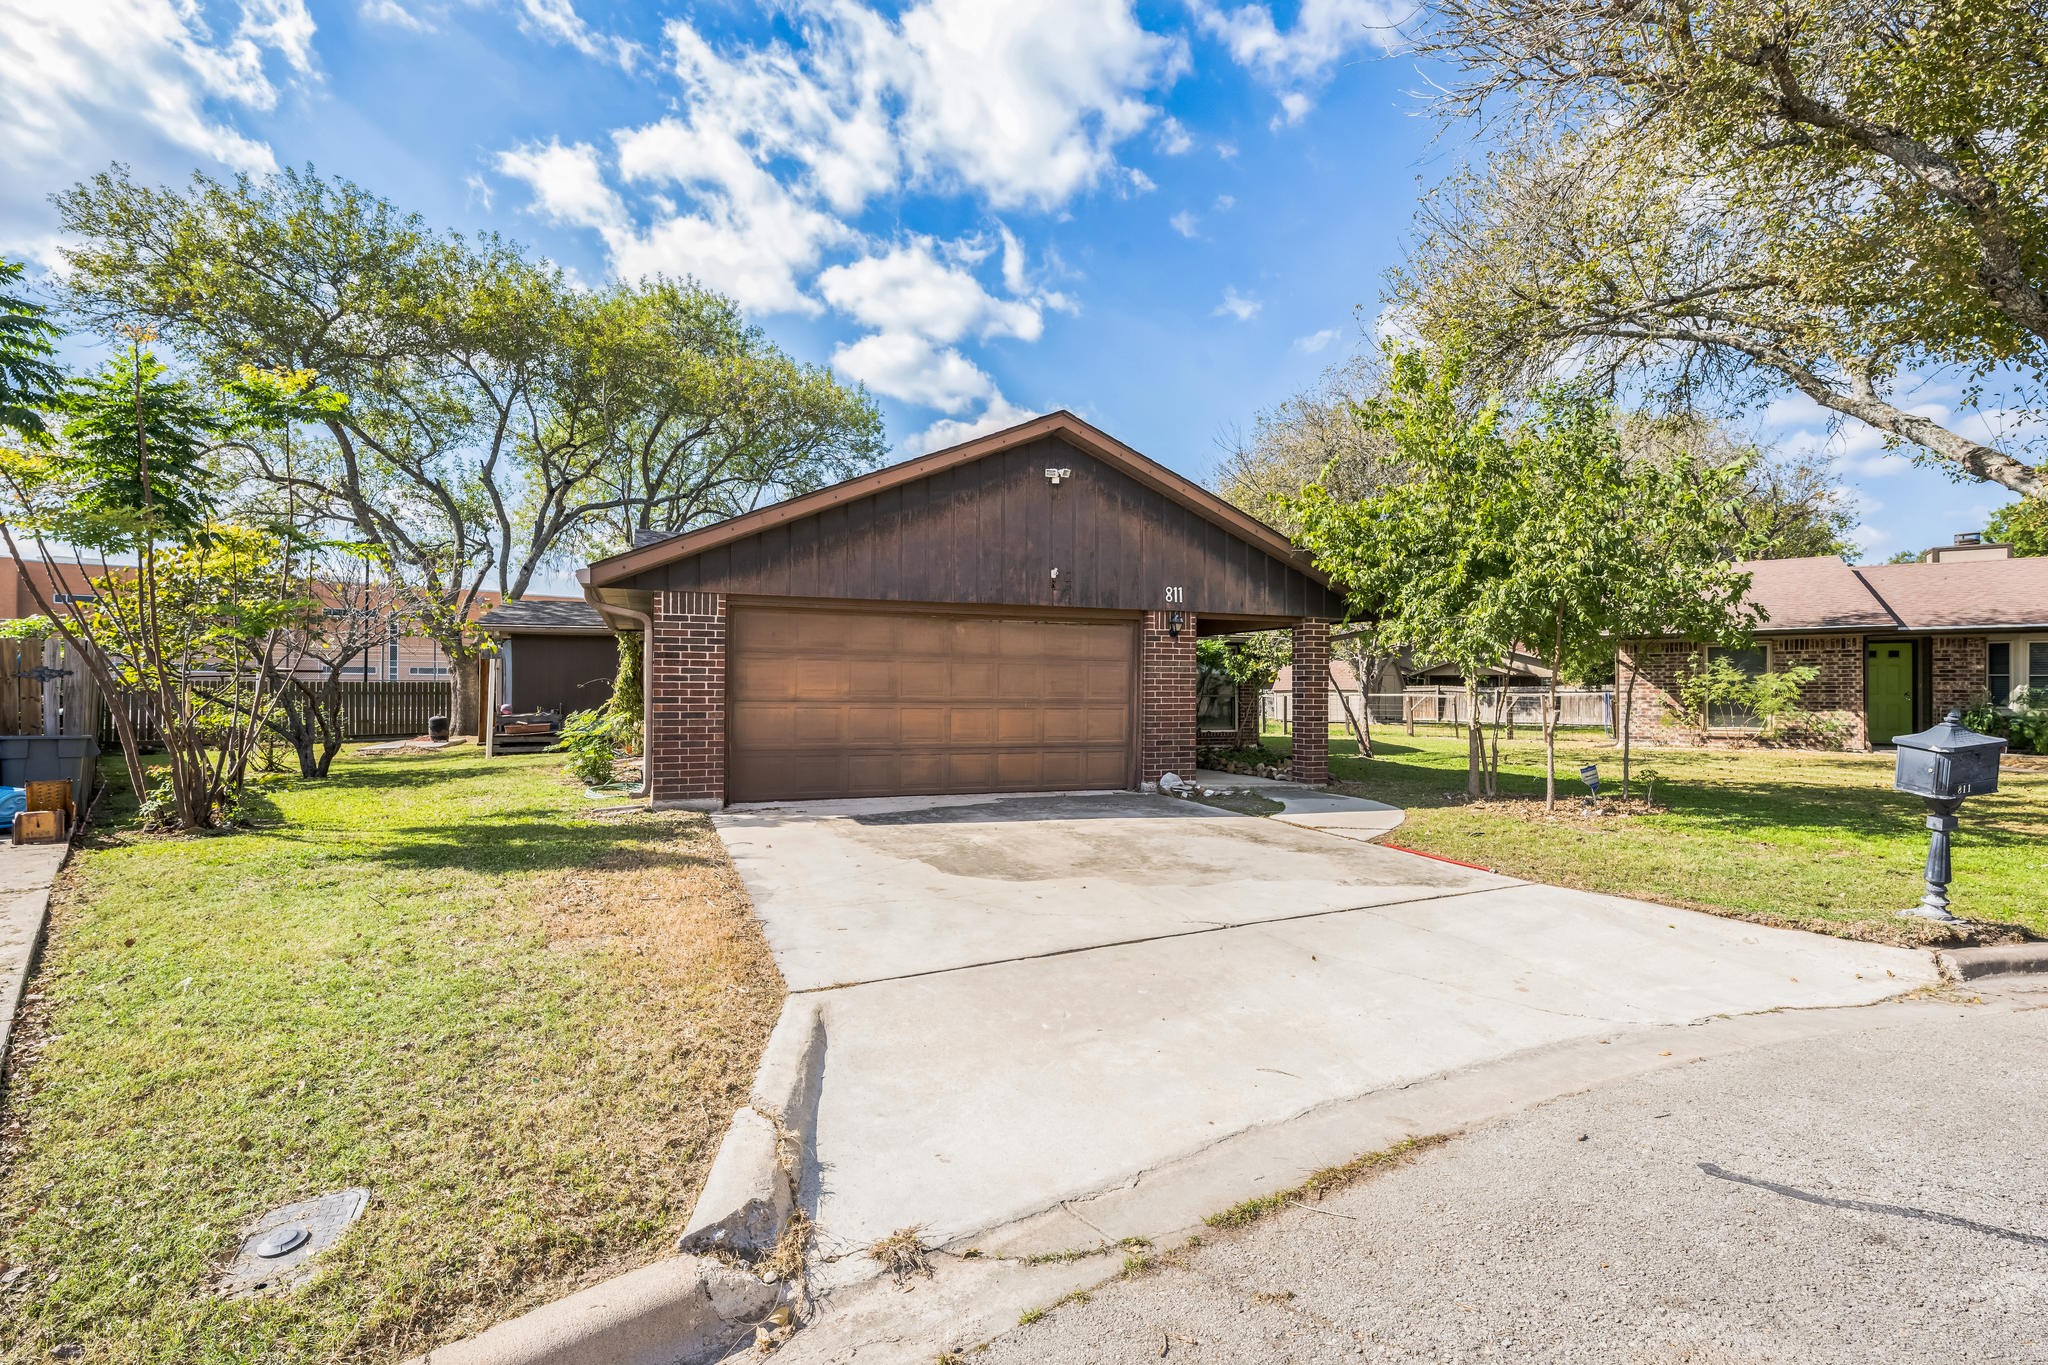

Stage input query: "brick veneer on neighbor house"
[
  {"left": 1290, "top": 619, "right": 1331, "bottom": 785},
  {"left": 1621, "top": 636, "right": 1867, "bottom": 748},
  {"left": 1139, "top": 612, "right": 1196, "bottom": 785},
  {"left": 1767, "top": 635, "right": 1866, "bottom": 749},
  {"left": 648, "top": 590, "right": 726, "bottom": 806},
  {"left": 1932, "top": 634, "right": 1989, "bottom": 715}
]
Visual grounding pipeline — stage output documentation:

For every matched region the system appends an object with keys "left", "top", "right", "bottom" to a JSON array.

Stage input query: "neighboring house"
[
  {"left": 477, "top": 599, "right": 618, "bottom": 717},
  {"left": 0, "top": 554, "right": 578, "bottom": 683},
  {"left": 1622, "top": 538, "right": 2048, "bottom": 750},
  {"left": 578, "top": 410, "right": 1344, "bottom": 806}
]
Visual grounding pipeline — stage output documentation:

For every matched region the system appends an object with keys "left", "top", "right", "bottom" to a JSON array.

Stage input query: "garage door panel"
[{"left": 728, "top": 606, "right": 1137, "bottom": 803}]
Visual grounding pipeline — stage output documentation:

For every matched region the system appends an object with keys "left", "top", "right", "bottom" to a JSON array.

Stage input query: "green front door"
[{"left": 1867, "top": 641, "right": 1916, "bottom": 744}]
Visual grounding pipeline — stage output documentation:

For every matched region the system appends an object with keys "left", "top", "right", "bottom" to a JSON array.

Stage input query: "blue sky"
[{"left": 0, "top": 0, "right": 2023, "bottom": 566}]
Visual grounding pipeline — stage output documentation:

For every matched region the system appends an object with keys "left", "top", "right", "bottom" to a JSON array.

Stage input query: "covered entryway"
[{"left": 727, "top": 604, "right": 1135, "bottom": 803}]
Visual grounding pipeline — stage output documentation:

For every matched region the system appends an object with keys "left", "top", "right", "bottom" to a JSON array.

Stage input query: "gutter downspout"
[{"left": 605, "top": 600, "right": 657, "bottom": 807}]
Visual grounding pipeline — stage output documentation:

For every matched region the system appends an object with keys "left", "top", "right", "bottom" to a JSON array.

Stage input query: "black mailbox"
[
  {"left": 1892, "top": 708, "right": 2006, "bottom": 921},
  {"left": 1892, "top": 710, "right": 2005, "bottom": 800}
]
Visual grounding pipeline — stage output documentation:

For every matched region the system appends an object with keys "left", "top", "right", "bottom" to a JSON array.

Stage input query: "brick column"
[
  {"left": 648, "top": 590, "right": 725, "bottom": 807},
  {"left": 1291, "top": 619, "right": 1331, "bottom": 785},
  {"left": 1233, "top": 681, "right": 1262, "bottom": 749},
  {"left": 1139, "top": 612, "right": 1196, "bottom": 786}
]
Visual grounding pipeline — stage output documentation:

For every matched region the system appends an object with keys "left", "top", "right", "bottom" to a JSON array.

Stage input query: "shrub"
[{"left": 553, "top": 707, "right": 630, "bottom": 785}]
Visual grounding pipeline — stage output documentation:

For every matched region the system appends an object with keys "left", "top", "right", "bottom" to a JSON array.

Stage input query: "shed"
[
  {"left": 579, "top": 411, "right": 1345, "bottom": 808},
  {"left": 476, "top": 599, "right": 619, "bottom": 719}
]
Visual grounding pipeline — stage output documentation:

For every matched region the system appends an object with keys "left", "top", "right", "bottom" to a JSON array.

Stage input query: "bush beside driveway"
[{"left": 0, "top": 750, "right": 782, "bottom": 1364}]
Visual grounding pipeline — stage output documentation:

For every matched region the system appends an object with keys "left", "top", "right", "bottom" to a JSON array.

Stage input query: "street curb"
[
  {"left": 749, "top": 995, "right": 825, "bottom": 1132},
  {"left": 1935, "top": 942, "right": 2048, "bottom": 981},
  {"left": 679, "top": 996, "right": 825, "bottom": 1259},
  {"left": 406, "top": 1254, "right": 780, "bottom": 1365},
  {"left": 407, "top": 996, "right": 827, "bottom": 1364}
]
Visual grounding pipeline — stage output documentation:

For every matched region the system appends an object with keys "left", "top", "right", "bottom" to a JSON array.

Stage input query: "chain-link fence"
[{"left": 1266, "top": 686, "right": 1615, "bottom": 735}]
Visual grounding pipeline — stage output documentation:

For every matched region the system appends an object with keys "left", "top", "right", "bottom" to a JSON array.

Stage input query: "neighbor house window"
[
  {"left": 1706, "top": 645, "right": 1767, "bottom": 729},
  {"left": 1989, "top": 643, "right": 2011, "bottom": 704}
]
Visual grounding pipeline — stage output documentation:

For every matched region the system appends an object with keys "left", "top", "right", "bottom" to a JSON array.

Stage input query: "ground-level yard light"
[{"left": 1891, "top": 709, "right": 2006, "bottom": 921}]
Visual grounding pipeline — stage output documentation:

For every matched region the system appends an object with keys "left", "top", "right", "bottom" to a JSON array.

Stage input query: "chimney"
[{"left": 1924, "top": 531, "right": 2012, "bottom": 564}]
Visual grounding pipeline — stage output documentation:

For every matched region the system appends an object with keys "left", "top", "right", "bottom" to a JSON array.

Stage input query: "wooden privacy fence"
[
  {"left": 99, "top": 678, "right": 455, "bottom": 747},
  {"left": 3, "top": 636, "right": 102, "bottom": 737}
]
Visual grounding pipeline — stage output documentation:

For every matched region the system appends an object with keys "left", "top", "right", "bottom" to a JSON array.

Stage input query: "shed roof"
[{"left": 477, "top": 599, "right": 612, "bottom": 633}]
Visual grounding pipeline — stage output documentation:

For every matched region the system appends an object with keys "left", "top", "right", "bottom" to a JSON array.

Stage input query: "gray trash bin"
[{"left": 0, "top": 735, "right": 101, "bottom": 804}]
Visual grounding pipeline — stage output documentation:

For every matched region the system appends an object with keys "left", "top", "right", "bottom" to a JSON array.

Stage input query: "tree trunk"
[
  {"left": 1330, "top": 666, "right": 1370, "bottom": 759},
  {"left": 1543, "top": 608, "right": 1562, "bottom": 812},
  {"left": 1464, "top": 680, "right": 1484, "bottom": 796},
  {"left": 450, "top": 649, "right": 483, "bottom": 737}
]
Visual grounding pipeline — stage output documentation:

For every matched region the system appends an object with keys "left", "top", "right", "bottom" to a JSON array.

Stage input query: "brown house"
[
  {"left": 578, "top": 411, "right": 1343, "bottom": 807},
  {"left": 1622, "top": 542, "right": 2048, "bottom": 749}
]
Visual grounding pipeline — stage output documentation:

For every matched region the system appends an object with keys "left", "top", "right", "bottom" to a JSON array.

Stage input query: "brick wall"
[
  {"left": 648, "top": 590, "right": 726, "bottom": 806},
  {"left": 1139, "top": 612, "right": 1196, "bottom": 785},
  {"left": 1932, "top": 634, "right": 1988, "bottom": 715},
  {"left": 1769, "top": 635, "right": 1866, "bottom": 750},
  {"left": 1620, "top": 634, "right": 1870, "bottom": 750},
  {"left": 1618, "top": 639, "right": 1703, "bottom": 740},
  {"left": 1290, "top": 619, "right": 1331, "bottom": 785},
  {"left": 1233, "top": 681, "right": 1261, "bottom": 749}
]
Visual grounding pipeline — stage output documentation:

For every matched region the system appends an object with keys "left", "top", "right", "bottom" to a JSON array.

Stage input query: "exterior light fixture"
[
  {"left": 1166, "top": 611, "right": 1185, "bottom": 639},
  {"left": 1891, "top": 708, "right": 2006, "bottom": 921}
]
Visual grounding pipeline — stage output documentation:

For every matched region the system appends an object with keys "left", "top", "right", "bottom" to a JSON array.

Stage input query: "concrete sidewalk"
[{"left": 0, "top": 841, "right": 69, "bottom": 1072}]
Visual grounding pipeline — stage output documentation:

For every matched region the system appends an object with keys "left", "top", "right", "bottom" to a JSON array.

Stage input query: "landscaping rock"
[{"left": 678, "top": 1108, "right": 792, "bottom": 1259}]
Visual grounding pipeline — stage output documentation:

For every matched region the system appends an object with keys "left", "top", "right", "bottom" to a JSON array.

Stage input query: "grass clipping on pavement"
[{"left": 0, "top": 749, "right": 783, "bottom": 1364}]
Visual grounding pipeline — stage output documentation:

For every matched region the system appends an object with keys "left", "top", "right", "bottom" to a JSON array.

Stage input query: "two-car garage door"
[{"left": 726, "top": 605, "right": 1136, "bottom": 803}]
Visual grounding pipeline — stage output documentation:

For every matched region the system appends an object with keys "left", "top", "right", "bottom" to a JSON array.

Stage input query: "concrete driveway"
[{"left": 713, "top": 791, "right": 1936, "bottom": 1270}]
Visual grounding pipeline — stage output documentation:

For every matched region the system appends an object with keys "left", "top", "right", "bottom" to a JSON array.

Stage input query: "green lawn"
[
  {"left": 0, "top": 749, "right": 781, "bottom": 1364},
  {"left": 1260, "top": 726, "right": 2048, "bottom": 943}
]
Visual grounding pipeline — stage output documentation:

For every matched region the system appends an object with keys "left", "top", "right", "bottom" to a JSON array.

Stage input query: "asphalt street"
[{"left": 976, "top": 980, "right": 2048, "bottom": 1364}]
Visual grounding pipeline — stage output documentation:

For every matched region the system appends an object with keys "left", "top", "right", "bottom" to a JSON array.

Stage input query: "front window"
[
  {"left": 2033, "top": 642, "right": 2048, "bottom": 698},
  {"left": 1707, "top": 645, "right": 1766, "bottom": 729},
  {"left": 1989, "top": 642, "right": 2011, "bottom": 704}
]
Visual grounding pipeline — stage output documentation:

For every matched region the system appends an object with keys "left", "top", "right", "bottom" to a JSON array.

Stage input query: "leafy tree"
[
  {"left": 1622, "top": 414, "right": 1856, "bottom": 560},
  {"left": 1285, "top": 344, "right": 1524, "bottom": 796},
  {"left": 0, "top": 341, "right": 342, "bottom": 826},
  {"left": 1400, "top": 0, "right": 2047, "bottom": 498},
  {"left": 1988, "top": 497, "right": 2048, "bottom": 556},
  {"left": 0, "top": 258, "right": 64, "bottom": 446},
  {"left": 54, "top": 166, "right": 884, "bottom": 734}
]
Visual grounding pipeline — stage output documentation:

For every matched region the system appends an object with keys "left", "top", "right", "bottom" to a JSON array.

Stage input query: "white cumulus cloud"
[
  {"left": 817, "top": 238, "right": 1043, "bottom": 344},
  {"left": 1294, "top": 326, "right": 1339, "bottom": 353},
  {"left": 1170, "top": 210, "right": 1200, "bottom": 238},
  {"left": 0, "top": 0, "right": 318, "bottom": 199},
  {"left": 1215, "top": 285, "right": 1261, "bottom": 321},
  {"left": 832, "top": 332, "right": 997, "bottom": 414},
  {"left": 905, "top": 394, "right": 1040, "bottom": 454},
  {"left": 1191, "top": 0, "right": 1402, "bottom": 124}
]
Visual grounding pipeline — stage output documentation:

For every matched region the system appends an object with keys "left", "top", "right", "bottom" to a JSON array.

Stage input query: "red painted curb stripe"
[{"left": 1380, "top": 843, "right": 1495, "bottom": 873}]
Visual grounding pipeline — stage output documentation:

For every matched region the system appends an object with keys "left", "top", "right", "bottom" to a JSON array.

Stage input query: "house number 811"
[{"left": 1163, "top": 585, "right": 1185, "bottom": 604}]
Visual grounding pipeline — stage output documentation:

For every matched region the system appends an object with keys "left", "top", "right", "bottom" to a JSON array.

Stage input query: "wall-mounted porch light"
[{"left": 1167, "top": 611, "right": 1185, "bottom": 639}]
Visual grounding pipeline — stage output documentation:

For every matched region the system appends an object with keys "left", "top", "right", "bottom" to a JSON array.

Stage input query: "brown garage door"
[{"left": 727, "top": 605, "right": 1136, "bottom": 803}]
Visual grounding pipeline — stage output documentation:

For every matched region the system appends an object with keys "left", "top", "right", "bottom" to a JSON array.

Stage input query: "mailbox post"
[{"left": 1891, "top": 709, "right": 2006, "bottom": 921}]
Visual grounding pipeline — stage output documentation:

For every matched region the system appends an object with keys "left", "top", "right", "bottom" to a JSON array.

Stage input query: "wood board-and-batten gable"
[{"left": 583, "top": 413, "right": 1343, "bottom": 620}]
